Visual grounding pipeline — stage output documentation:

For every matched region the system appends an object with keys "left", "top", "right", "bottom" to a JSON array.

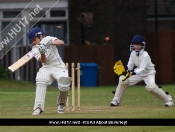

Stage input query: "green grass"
[{"left": 0, "top": 80, "right": 175, "bottom": 131}]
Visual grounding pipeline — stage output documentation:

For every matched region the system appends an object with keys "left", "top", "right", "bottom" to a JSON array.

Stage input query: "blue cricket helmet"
[
  {"left": 131, "top": 35, "right": 145, "bottom": 45},
  {"left": 27, "top": 27, "right": 44, "bottom": 41},
  {"left": 130, "top": 35, "right": 146, "bottom": 52}
]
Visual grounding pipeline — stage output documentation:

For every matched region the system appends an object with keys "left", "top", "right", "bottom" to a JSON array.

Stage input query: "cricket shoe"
[
  {"left": 58, "top": 105, "right": 65, "bottom": 114},
  {"left": 110, "top": 100, "right": 121, "bottom": 106},
  {"left": 32, "top": 108, "right": 43, "bottom": 115},
  {"left": 165, "top": 95, "right": 174, "bottom": 107}
]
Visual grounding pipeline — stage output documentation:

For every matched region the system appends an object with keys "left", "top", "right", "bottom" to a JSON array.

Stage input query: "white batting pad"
[
  {"left": 57, "top": 91, "right": 68, "bottom": 106},
  {"left": 58, "top": 77, "right": 71, "bottom": 91},
  {"left": 33, "top": 83, "right": 47, "bottom": 111},
  {"left": 112, "top": 75, "right": 129, "bottom": 104},
  {"left": 145, "top": 84, "right": 172, "bottom": 103}
]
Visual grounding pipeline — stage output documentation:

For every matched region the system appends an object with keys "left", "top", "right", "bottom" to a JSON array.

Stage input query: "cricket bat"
[{"left": 8, "top": 48, "right": 39, "bottom": 72}]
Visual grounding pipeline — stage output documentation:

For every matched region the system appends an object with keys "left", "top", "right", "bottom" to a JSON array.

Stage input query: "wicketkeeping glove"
[
  {"left": 113, "top": 60, "right": 125, "bottom": 76},
  {"left": 38, "top": 45, "right": 47, "bottom": 54}
]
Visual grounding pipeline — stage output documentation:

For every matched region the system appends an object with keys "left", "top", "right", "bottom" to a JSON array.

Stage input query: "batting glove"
[{"left": 38, "top": 45, "right": 47, "bottom": 54}]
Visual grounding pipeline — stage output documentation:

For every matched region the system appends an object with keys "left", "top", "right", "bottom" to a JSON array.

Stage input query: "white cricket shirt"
[
  {"left": 127, "top": 49, "right": 156, "bottom": 76},
  {"left": 32, "top": 36, "right": 65, "bottom": 67}
]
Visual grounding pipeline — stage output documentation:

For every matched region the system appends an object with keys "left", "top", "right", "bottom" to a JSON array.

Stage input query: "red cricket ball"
[{"left": 105, "top": 37, "right": 110, "bottom": 42}]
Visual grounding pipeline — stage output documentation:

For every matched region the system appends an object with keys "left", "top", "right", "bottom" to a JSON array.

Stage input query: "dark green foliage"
[{"left": 0, "top": 65, "right": 11, "bottom": 79}]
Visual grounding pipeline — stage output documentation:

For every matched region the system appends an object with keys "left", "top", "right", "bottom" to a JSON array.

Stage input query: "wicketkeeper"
[
  {"left": 110, "top": 35, "right": 174, "bottom": 107},
  {"left": 27, "top": 27, "right": 71, "bottom": 115}
]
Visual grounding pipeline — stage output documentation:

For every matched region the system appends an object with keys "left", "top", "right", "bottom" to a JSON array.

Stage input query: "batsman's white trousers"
[
  {"left": 36, "top": 65, "right": 69, "bottom": 84},
  {"left": 128, "top": 73, "right": 155, "bottom": 86}
]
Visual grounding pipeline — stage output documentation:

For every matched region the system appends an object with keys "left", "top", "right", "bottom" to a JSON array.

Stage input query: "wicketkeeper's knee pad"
[
  {"left": 112, "top": 75, "right": 129, "bottom": 104},
  {"left": 145, "top": 83, "right": 171, "bottom": 102},
  {"left": 57, "top": 77, "right": 71, "bottom": 91},
  {"left": 145, "top": 83, "right": 157, "bottom": 92},
  {"left": 36, "top": 70, "right": 50, "bottom": 85},
  {"left": 119, "top": 75, "right": 129, "bottom": 85}
]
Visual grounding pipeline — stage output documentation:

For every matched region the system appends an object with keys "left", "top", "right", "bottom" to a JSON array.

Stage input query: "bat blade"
[{"left": 8, "top": 49, "right": 39, "bottom": 72}]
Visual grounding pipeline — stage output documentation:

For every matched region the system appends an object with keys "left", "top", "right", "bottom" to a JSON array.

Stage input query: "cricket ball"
[{"left": 105, "top": 37, "right": 110, "bottom": 42}]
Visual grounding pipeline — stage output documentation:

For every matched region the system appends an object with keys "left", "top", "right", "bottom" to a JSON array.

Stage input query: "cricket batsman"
[
  {"left": 27, "top": 27, "right": 71, "bottom": 115},
  {"left": 110, "top": 35, "right": 174, "bottom": 107}
]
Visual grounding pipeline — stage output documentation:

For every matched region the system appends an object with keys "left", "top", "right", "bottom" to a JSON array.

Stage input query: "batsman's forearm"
[
  {"left": 39, "top": 54, "right": 46, "bottom": 63},
  {"left": 52, "top": 39, "right": 64, "bottom": 46}
]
